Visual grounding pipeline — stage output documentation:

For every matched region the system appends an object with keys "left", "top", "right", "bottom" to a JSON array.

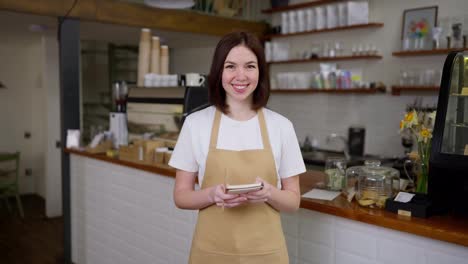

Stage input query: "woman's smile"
[{"left": 232, "top": 83, "right": 250, "bottom": 93}]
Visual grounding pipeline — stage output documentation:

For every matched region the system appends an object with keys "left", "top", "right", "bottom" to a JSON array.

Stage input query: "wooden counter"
[
  {"left": 65, "top": 148, "right": 176, "bottom": 177},
  {"left": 299, "top": 170, "right": 468, "bottom": 247},
  {"left": 66, "top": 148, "right": 468, "bottom": 247}
]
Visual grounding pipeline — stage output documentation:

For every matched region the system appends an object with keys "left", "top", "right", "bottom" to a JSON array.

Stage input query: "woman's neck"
[{"left": 226, "top": 99, "right": 257, "bottom": 121}]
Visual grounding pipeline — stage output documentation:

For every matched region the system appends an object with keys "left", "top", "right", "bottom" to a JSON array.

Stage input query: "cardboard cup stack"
[
  {"left": 137, "top": 28, "right": 152, "bottom": 87},
  {"left": 150, "top": 36, "right": 161, "bottom": 74},
  {"left": 160, "top": 45, "right": 169, "bottom": 75},
  {"left": 137, "top": 28, "right": 171, "bottom": 87}
]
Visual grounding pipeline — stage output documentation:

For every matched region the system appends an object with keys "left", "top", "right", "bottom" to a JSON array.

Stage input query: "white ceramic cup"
[{"left": 185, "top": 73, "right": 206, "bottom": 86}]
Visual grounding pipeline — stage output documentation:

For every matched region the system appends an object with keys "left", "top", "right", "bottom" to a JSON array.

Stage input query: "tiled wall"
[
  {"left": 71, "top": 156, "right": 468, "bottom": 264},
  {"left": 283, "top": 210, "right": 468, "bottom": 264},
  {"left": 268, "top": 94, "right": 438, "bottom": 157},
  {"left": 71, "top": 155, "right": 197, "bottom": 264}
]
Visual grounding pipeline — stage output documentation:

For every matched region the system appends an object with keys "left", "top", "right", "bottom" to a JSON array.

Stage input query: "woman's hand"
[
  {"left": 243, "top": 177, "right": 275, "bottom": 203},
  {"left": 209, "top": 184, "right": 248, "bottom": 208}
]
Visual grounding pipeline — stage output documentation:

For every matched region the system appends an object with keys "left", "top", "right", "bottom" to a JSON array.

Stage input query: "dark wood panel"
[
  {"left": 0, "top": 0, "right": 267, "bottom": 36},
  {"left": 271, "top": 88, "right": 385, "bottom": 94},
  {"left": 268, "top": 55, "right": 382, "bottom": 65},
  {"left": 391, "top": 86, "right": 440, "bottom": 95},
  {"left": 94, "top": 0, "right": 267, "bottom": 36},
  {"left": 392, "top": 48, "right": 468, "bottom": 57}
]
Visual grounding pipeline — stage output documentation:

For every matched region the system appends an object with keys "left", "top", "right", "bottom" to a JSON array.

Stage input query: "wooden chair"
[{"left": 0, "top": 152, "right": 24, "bottom": 218}]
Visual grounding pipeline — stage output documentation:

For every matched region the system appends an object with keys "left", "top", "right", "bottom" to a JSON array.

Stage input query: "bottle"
[
  {"left": 348, "top": 126, "right": 365, "bottom": 157},
  {"left": 302, "top": 135, "right": 313, "bottom": 152}
]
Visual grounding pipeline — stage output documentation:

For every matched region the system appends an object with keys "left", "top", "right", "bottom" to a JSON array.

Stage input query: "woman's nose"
[{"left": 235, "top": 68, "right": 247, "bottom": 80}]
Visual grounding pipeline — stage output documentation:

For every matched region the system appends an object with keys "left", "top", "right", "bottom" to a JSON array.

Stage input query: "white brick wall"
[{"left": 71, "top": 155, "right": 468, "bottom": 264}]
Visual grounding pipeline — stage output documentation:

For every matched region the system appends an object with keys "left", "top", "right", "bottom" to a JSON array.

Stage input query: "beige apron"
[{"left": 189, "top": 108, "right": 288, "bottom": 264}]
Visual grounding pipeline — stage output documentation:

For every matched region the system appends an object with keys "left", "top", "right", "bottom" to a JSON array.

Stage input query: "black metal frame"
[
  {"left": 59, "top": 17, "right": 80, "bottom": 264},
  {"left": 430, "top": 51, "right": 468, "bottom": 167},
  {"left": 429, "top": 51, "right": 468, "bottom": 215}
]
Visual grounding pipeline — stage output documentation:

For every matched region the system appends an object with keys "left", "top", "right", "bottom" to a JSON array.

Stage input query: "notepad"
[
  {"left": 226, "top": 183, "right": 263, "bottom": 194},
  {"left": 302, "top": 189, "right": 341, "bottom": 201}
]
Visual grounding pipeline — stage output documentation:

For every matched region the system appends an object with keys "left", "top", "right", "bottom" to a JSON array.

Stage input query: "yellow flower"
[
  {"left": 404, "top": 110, "right": 418, "bottom": 127},
  {"left": 418, "top": 127, "right": 432, "bottom": 143}
]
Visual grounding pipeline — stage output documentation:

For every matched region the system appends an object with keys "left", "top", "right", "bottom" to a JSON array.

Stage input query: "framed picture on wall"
[{"left": 401, "top": 6, "right": 438, "bottom": 50}]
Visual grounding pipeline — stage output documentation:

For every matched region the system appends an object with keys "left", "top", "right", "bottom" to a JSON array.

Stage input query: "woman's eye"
[
  {"left": 225, "top": 65, "right": 234, "bottom": 69},
  {"left": 248, "top": 65, "right": 256, "bottom": 69}
]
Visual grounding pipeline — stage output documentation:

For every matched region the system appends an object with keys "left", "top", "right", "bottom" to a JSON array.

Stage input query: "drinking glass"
[{"left": 324, "top": 158, "right": 347, "bottom": 191}]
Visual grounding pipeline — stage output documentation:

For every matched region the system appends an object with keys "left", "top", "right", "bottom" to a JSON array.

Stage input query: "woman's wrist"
[{"left": 207, "top": 185, "right": 217, "bottom": 204}]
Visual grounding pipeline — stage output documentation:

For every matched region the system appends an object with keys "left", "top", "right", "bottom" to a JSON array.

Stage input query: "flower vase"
[
  {"left": 416, "top": 161, "right": 428, "bottom": 194},
  {"left": 415, "top": 141, "right": 431, "bottom": 194}
]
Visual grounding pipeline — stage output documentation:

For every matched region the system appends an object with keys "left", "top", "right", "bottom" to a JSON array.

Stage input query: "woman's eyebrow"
[{"left": 224, "top": 60, "right": 258, "bottom": 64}]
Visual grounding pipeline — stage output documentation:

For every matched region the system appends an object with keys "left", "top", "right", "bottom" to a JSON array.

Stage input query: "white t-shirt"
[{"left": 169, "top": 106, "right": 306, "bottom": 187}]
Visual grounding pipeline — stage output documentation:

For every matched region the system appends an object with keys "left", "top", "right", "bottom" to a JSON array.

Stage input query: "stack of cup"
[{"left": 137, "top": 28, "right": 152, "bottom": 87}]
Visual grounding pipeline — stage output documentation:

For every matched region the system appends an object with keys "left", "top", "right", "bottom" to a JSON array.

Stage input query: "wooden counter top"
[
  {"left": 66, "top": 148, "right": 468, "bottom": 247},
  {"left": 299, "top": 170, "right": 468, "bottom": 247},
  {"left": 65, "top": 148, "right": 176, "bottom": 177}
]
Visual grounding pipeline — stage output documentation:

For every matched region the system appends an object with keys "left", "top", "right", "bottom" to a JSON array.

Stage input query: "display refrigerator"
[{"left": 429, "top": 51, "right": 468, "bottom": 215}]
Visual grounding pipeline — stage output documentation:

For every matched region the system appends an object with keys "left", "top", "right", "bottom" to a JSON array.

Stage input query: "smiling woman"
[{"left": 169, "top": 31, "right": 306, "bottom": 263}]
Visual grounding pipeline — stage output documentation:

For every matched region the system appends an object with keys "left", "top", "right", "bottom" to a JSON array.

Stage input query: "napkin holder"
[{"left": 385, "top": 193, "right": 432, "bottom": 218}]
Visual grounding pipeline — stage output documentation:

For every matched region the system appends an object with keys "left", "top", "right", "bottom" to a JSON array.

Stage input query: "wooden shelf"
[
  {"left": 391, "top": 86, "right": 440, "bottom": 96},
  {"left": 268, "top": 55, "right": 382, "bottom": 65},
  {"left": 264, "top": 23, "right": 384, "bottom": 39},
  {"left": 271, "top": 88, "right": 385, "bottom": 94},
  {"left": 392, "top": 48, "right": 468, "bottom": 57},
  {"left": 1, "top": 0, "right": 267, "bottom": 36},
  {"left": 262, "top": 0, "right": 340, "bottom": 14}
]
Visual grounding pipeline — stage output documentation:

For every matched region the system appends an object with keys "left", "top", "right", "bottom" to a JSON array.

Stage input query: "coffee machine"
[{"left": 110, "top": 81, "right": 129, "bottom": 148}]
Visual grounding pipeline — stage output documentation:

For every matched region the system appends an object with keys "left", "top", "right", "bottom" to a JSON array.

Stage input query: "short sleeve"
[
  {"left": 278, "top": 121, "right": 306, "bottom": 178},
  {"left": 168, "top": 116, "right": 199, "bottom": 172}
]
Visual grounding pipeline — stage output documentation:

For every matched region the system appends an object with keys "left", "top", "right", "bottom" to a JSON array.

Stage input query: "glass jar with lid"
[{"left": 345, "top": 160, "right": 400, "bottom": 208}]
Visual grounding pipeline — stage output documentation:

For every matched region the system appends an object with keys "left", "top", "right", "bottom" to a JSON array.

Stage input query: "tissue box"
[
  {"left": 85, "top": 140, "right": 113, "bottom": 154},
  {"left": 385, "top": 193, "right": 432, "bottom": 218}
]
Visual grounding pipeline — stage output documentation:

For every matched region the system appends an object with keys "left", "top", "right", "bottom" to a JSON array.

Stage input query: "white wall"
[
  {"left": 267, "top": 0, "right": 467, "bottom": 157},
  {"left": 0, "top": 11, "right": 62, "bottom": 218},
  {"left": 42, "top": 33, "right": 62, "bottom": 217},
  {"left": 0, "top": 12, "right": 47, "bottom": 194}
]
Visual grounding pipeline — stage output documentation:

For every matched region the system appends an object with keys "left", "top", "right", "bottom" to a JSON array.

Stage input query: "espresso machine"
[{"left": 110, "top": 81, "right": 129, "bottom": 148}]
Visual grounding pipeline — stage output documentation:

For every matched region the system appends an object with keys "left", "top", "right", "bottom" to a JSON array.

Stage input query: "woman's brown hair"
[{"left": 208, "top": 31, "right": 270, "bottom": 114}]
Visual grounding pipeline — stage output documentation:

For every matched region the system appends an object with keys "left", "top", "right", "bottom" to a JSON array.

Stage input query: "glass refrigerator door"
[{"left": 441, "top": 53, "right": 468, "bottom": 155}]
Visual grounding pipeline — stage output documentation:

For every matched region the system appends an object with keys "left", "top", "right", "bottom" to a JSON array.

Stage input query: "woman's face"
[{"left": 222, "top": 45, "right": 259, "bottom": 105}]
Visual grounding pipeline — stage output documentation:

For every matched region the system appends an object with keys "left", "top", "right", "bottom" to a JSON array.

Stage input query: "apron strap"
[
  {"left": 209, "top": 109, "right": 222, "bottom": 150},
  {"left": 257, "top": 109, "right": 272, "bottom": 151},
  {"left": 209, "top": 108, "right": 272, "bottom": 151}
]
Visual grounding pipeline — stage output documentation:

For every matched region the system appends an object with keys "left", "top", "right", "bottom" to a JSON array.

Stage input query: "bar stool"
[{"left": 0, "top": 152, "right": 24, "bottom": 218}]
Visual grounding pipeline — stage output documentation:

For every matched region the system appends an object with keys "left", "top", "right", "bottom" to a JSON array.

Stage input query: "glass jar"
[
  {"left": 324, "top": 158, "right": 347, "bottom": 191},
  {"left": 345, "top": 160, "right": 400, "bottom": 208}
]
